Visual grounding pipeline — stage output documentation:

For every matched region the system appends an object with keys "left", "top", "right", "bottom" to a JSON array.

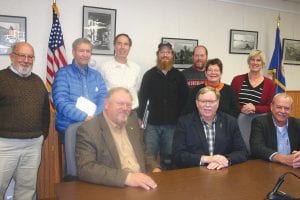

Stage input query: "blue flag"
[{"left": 268, "top": 27, "right": 285, "bottom": 93}]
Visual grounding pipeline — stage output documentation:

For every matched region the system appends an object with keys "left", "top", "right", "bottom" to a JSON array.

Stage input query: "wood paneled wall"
[
  {"left": 37, "top": 113, "right": 62, "bottom": 200},
  {"left": 286, "top": 91, "right": 300, "bottom": 118},
  {"left": 36, "top": 91, "right": 300, "bottom": 199}
]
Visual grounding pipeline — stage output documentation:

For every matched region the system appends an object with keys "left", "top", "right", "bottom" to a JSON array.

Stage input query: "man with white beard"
[{"left": 0, "top": 42, "right": 50, "bottom": 199}]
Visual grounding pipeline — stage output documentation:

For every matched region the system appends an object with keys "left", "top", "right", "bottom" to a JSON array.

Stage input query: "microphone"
[{"left": 266, "top": 172, "right": 300, "bottom": 200}]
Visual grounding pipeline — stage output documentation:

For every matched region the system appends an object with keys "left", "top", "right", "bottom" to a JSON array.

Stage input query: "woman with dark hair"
[{"left": 184, "top": 58, "right": 239, "bottom": 118}]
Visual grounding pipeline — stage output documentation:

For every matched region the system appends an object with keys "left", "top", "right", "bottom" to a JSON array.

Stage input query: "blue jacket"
[{"left": 52, "top": 62, "right": 107, "bottom": 139}]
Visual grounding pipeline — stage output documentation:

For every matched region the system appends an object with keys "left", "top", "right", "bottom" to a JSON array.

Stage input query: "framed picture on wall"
[
  {"left": 283, "top": 38, "right": 300, "bottom": 65},
  {"left": 229, "top": 29, "right": 258, "bottom": 54},
  {"left": 161, "top": 37, "right": 198, "bottom": 69},
  {"left": 0, "top": 15, "right": 26, "bottom": 55},
  {"left": 82, "top": 6, "right": 116, "bottom": 55}
]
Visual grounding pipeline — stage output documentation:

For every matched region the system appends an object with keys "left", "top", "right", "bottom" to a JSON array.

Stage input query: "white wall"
[{"left": 1, "top": 0, "right": 300, "bottom": 89}]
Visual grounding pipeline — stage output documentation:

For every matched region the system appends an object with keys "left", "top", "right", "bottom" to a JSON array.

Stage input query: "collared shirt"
[
  {"left": 200, "top": 116, "right": 217, "bottom": 156},
  {"left": 99, "top": 58, "right": 140, "bottom": 109},
  {"left": 269, "top": 118, "right": 290, "bottom": 160},
  {"left": 74, "top": 61, "right": 90, "bottom": 98},
  {"left": 9, "top": 65, "right": 31, "bottom": 77},
  {"left": 104, "top": 113, "right": 141, "bottom": 173}
]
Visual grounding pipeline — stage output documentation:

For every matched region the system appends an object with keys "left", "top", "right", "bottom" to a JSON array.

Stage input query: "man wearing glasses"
[
  {"left": 0, "top": 42, "right": 50, "bottom": 199},
  {"left": 172, "top": 87, "right": 247, "bottom": 169}
]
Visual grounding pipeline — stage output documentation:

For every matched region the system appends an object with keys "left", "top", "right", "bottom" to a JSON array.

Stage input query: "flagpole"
[
  {"left": 271, "top": 14, "right": 281, "bottom": 82},
  {"left": 270, "top": 14, "right": 281, "bottom": 82}
]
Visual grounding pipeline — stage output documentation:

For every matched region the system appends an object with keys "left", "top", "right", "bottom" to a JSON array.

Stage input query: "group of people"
[{"left": 1, "top": 33, "right": 300, "bottom": 198}]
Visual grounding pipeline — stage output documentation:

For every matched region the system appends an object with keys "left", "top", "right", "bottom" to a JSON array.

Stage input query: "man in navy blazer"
[
  {"left": 173, "top": 87, "right": 248, "bottom": 169},
  {"left": 250, "top": 93, "right": 300, "bottom": 168}
]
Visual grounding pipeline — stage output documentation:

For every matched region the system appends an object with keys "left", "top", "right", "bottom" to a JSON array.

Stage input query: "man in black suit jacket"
[
  {"left": 250, "top": 93, "right": 300, "bottom": 168},
  {"left": 172, "top": 87, "right": 248, "bottom": 170}
]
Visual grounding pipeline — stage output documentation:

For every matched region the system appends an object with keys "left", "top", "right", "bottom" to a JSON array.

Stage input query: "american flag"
[{"left": 46, "top": 3, "right": 67, "bottom": 111}]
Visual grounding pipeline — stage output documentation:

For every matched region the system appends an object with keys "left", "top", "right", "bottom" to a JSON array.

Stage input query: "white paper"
[{"left": 75, "top": 96, "right": 96, "bottom": 116}]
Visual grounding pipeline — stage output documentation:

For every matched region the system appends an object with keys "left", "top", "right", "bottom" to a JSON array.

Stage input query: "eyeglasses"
[
  {"left": 206, "top": 69, "right": 220, "bottom": 73},
  {"left": 197, "top": 99, "right": 218, "bottom": 105},
  {"left": 13, "top": 52, "right": 35, "bottom": 61},
  {"left": 159, "top": 51, "right": 172, "bottom": 55}
]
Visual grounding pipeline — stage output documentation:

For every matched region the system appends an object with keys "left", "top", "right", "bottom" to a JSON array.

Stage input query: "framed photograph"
[
  {"left": 0, "top": 15, "right": 26, "bottom": 55},
  {"left": 161, "top": 37, "right": 198, "bottom": 69},
  {"left": 82, "top": 6, "right": 116, "bottom": 55},
  {"left": 229, "top": 29, "right": 258, "bottom": 54},
  {"left": 283, "top": 38, "right": 300, "bottom": 65}
]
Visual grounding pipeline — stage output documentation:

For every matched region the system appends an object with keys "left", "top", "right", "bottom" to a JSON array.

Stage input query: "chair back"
[
  {"left": 237, "top": 113, "right": 266, "bottom": 154},
  {"left": 64, "top": 122, "right": 83, "bottom": 177}
]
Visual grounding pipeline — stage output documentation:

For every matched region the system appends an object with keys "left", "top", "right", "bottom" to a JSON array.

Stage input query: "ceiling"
[
  {"left": 217, "top": 0, "right": 300, "bottom": 14},
  {"left": 284, "top": 0, "right": 300, "bottom": 3}
]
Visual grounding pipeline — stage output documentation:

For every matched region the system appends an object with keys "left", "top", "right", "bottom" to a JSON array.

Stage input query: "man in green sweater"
[{"left": 0, "top": 42, "right": 50, "bottom": 199}]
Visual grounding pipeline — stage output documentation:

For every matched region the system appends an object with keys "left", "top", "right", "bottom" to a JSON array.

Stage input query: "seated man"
[
  {"left": 76, "top": 87, "right": 161, "bottom": 190},
  {"left": 173, "top": 87, "right": 248, "bottom": 170},
  {"left": 250, "top": 93, "right": 300, "bottom": 168}
]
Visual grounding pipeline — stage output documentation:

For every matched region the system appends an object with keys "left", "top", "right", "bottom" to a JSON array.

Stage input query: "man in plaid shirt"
[{"left": 172, "top": 86, "right": 248, "bottom": 169}]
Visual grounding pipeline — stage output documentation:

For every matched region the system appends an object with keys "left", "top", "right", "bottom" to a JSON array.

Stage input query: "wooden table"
[{"left": 56, "top": 160, "right": 300, "bottom": 200}]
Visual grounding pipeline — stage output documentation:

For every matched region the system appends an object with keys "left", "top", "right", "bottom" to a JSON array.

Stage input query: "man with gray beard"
[
  {"left": 0, "top": 42, "right": 50, "bottom": 199},
  {"left": 138, "top": 42, "right": 189, "bottom": 169}
]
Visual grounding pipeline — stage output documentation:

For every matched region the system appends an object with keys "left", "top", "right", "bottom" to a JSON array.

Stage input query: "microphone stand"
[{"left": 266, "top": 172, "right": 300, "bottom": 200}]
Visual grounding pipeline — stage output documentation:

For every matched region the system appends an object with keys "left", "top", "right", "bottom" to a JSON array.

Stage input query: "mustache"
[{"left": 278, "top": 112, "right": 287, "bottom": 117}]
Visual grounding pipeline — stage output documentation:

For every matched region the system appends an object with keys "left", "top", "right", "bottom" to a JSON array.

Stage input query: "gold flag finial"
[
  {"left": 52, "top": 2, "right": 60, "bottom": 16},
  {"left": 277, "top": 13, "right": 280, "bottom": 28}
]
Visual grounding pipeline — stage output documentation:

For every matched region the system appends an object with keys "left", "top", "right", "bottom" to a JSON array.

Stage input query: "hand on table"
[{"left": 125, "top": 172, "right": 157, "bottom": 190}]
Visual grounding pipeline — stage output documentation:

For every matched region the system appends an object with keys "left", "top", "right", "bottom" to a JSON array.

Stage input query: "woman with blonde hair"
[
  {"left": 231, "top": 49, "right": 275, "bottom": 114},
  {"left": 231, "top": 49, "right": 275, "bottom": 152}
]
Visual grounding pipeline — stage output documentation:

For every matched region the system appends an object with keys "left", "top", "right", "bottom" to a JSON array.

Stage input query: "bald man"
[
  {"left": 250, "top": 93, "right": 300, "bottom": 168},
  {"left": 0, "top": 42, "right": 50, "bottom": 199}
]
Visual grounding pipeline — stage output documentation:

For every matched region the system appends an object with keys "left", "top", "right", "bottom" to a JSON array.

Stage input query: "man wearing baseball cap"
[{"left": 138, "top": 42, "right": 189, "bottom": 169}]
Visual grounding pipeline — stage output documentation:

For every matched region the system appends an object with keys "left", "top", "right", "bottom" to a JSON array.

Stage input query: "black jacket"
[
  {"left": 138, "top": 67, "right": 188, "bottom": 125},
  {"left": 250, "top": 113, "right": 300, "bottom": 160}
]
